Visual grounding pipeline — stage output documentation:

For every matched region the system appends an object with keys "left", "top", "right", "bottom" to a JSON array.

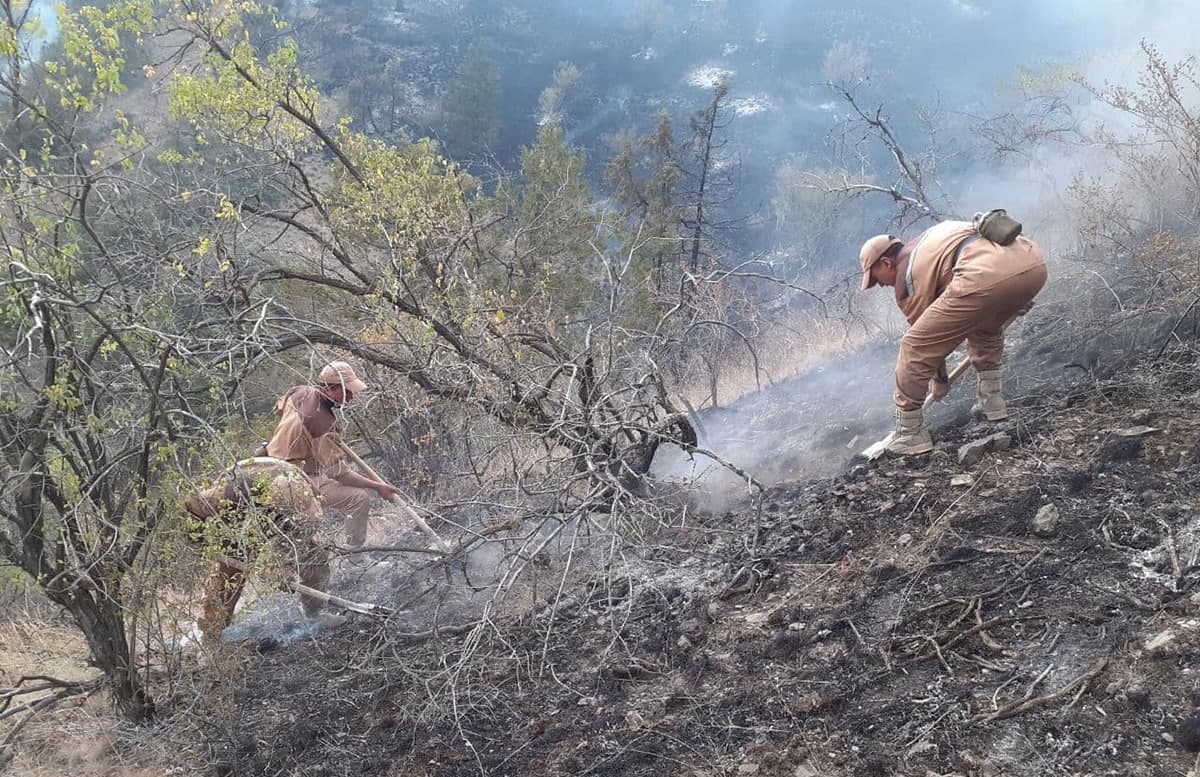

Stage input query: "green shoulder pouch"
[{"left": 974, "top": 209, "right": 1022, "bottom": 246}]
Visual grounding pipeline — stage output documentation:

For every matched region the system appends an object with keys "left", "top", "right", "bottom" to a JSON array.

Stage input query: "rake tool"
[
  {"left": 334, "top": 439, "right": 448, "bottom": 550},
  {"left": 216, "top": 554, "right": 393, "bottom": 617}
]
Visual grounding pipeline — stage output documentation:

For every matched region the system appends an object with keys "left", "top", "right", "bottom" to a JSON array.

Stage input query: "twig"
[
  {"left": 1159, "top": 518, "right": 1183, "bottom": 583},
  {"left": 335, "top": 542, "right": 444, "bottom": 556},
  {"left": 975, "top": 657, "right": 1108, "bottom": 723},
  {"left": 991, "top": 674, "right": 1018, "bottom": 711},
  {"left": 1086, "top": 581, "right": 1159, "bottom": 612},
  {"left": 1023, "top": 665, "right": 1054, "bottom": 700},
  {"left": 1156, "top": 292, "right": 1200, "bottom": 358},
  {"left": 845, "top": 618, "right": 868, "bottom": 651},
  {"left": 0, "top": 678, "right": 101, "bottom": 760}
]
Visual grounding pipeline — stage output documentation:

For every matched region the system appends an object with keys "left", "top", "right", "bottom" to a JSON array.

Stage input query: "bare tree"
[{"left": 820, "top": 82, "right": 948, "bottom": 225}]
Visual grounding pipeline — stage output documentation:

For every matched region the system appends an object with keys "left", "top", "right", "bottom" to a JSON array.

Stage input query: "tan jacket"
[
  {"left": 265, "top": 386, "right": 349, "bottom": 479},
  {"left": 894, "top": 220, "right": 1045, "bottom": 325}
]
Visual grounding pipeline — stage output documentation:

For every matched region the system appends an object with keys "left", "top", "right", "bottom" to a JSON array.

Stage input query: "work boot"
[
  {"left": 887, "top": 408, "right": 933, "bottom": 456},
  {"left": 972, "top": 369, "right": 1008, "bottom": 421}
]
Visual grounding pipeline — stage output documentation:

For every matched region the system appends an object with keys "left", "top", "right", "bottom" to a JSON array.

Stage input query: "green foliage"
[
  {"left": 536, "top": 61, "right": 581, "bottom": 127},
  {"left": 437, "top": 46, "right": 502, "bottom": 156},
  {"left": 51, "top": 0, "right": 153, "bottom": 110},
  {"left": 0, "top": 0, "right": 288, "bottom": 719},
  {"left": 0, "top": 565, "right": 32, "bottom": 594},
  {"left": 169, "top": 35, "right": 320, "bottom": 151},
  {"left": 329, "top": 132, "right": 472, "bottom": 261},
  {"left": 1011, "top": 60, "right": 1081, "bottom": 94},
  {"left": 507, "top": 121, "right": 601, "bottom": 321},
  {"left": 605, "top": 110, "right": 681, "bottom": 295}
]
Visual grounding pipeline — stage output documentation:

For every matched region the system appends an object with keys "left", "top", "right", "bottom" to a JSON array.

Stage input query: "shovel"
[
  {"left": 859, "top": 356, "right": 974, "bottom": 461},
  {"left": 334, "top": 439, "right": 448, "bottom": 550},
  {"left": 860, "top": 315, "right": 1020, "bottom": 461}
]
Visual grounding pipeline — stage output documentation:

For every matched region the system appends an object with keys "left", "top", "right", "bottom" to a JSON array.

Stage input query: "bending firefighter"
[
  {"left": 266, "top": 361, "right": 399, "bottom": 546},
  {"left": 184, "top": 457, "right": 333, "bottom": 642},
  {"left": 858, "top": 215, "right": 1047, "bottom": 455}
]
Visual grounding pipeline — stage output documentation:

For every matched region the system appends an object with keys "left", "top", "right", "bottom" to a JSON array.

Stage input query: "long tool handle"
[
  {"left": 334, "top": 439, "right": 446, "bottom": 548},
  {"left": 215, "top": 554, "right": 392, "bottom": 617},
  {"left": 922, "top": 357, "right": 973, "bottom": 410}
]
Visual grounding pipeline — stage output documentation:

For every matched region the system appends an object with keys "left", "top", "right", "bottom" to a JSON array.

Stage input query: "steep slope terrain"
[{"left": 180, "top": 343, "right": 1200, "bottom": 777}]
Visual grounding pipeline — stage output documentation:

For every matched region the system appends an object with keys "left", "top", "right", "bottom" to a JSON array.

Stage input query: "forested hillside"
[{"left": 2, "top": 1, "right": 1200, "bottom": 774}]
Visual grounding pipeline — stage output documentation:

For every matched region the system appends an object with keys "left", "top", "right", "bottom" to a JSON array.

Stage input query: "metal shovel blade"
[
  {"left": 856, "top": 315, "right": 1021, "bottom": 464},
  {"left": 861, "top": 431, "right": 894, "bottom": 461}
]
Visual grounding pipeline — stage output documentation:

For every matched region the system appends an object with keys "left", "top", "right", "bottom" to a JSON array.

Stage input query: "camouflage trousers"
[{"left": 185, "top": 458, "right": 332, "bottom": 642}]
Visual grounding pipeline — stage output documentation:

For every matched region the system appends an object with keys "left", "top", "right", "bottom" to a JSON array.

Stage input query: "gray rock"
[
  {"left": 958, "top": 438, "right": 993, "bottom": 466},
  {"left": 957, "top": 432, "right": 1014, "bottom": 466},
  {"left": 1032, "top": 503, "right": 1060, "bottom": 536}
]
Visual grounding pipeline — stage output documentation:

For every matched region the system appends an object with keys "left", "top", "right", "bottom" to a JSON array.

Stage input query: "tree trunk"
[{"left": 58, "top": 590, "right": 153, "bottom": 722}]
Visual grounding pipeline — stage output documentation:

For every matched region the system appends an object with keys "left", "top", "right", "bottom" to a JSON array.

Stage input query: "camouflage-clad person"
[{"left": 184, "top": 457, "right": 332, "bottom": 642}]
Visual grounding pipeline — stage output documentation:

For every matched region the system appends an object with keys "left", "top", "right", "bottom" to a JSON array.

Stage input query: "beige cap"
[
  {"left": 858, "top": 234, "right": 902, "bottom": 290},
  {"left": 318, "top": 360, "right": 367, "bottom": 394}
]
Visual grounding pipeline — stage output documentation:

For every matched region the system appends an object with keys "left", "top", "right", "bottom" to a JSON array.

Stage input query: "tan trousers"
[
  {"left": 895, "top": 264, "right": 1047, "bottom": 410},
  {"left": 312, "top": 476, "right": 372, "bottom": 546}
]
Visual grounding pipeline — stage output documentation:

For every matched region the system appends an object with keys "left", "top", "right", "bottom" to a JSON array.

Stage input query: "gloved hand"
[{"left": 928, "top": 378, "right": 950, "bottom": 401}]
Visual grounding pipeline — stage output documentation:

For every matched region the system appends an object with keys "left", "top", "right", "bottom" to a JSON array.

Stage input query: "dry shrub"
[{"left": 1070, "top": 41, "right": 1200, "bottom": 304}]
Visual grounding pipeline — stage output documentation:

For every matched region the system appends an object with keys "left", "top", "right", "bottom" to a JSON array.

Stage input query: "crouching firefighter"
[
  {"left": 184, "top": 457, "right": 333, "bottom": 642},
  {"left": 857, "top": 211, "right": 1047, "bottom": 455}
]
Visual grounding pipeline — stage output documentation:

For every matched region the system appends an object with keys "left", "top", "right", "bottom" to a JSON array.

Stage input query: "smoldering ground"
[
  {"left": 218, "top": 507, "right": 629, "bottom": 647},
  {"left": 216, "top": 278, "right": 1185, "bottom": 647}
]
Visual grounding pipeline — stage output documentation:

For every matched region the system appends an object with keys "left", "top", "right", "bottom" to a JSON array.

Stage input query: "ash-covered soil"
[{"left": 178, "top": 342, "right": 1200, "bottom": 777}]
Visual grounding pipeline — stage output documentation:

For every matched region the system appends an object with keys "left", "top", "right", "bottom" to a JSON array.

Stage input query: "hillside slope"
[{"left": 178, "top": 342, "right": 1200, "bottom": 777}]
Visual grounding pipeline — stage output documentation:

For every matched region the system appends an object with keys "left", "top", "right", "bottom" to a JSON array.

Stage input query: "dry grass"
[
  {"left": 0, "top": 621, "right": 96, "bottom": 687},
  {"left": 0, "top": 599, "right": 232, "bottom": 776},
  {"left": 3, "top": 695, "right": 179, "bottom": 777},
  {"left": 675, "top": 304, "right": 889, "bottom": 411},
  {"left": 0, "top": 571, "right": 218, "bottom": 776}
]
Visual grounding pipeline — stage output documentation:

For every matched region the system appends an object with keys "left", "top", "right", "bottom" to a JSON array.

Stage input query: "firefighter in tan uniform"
[
  {"left": 266, "top": 361, "right": 398, "bottom": 546},
  {"left": 858, "top": 219, "right": 1047, "bottom": 455},
  {"left": 185, "top": 457, "right": 332, "bottom": 642}
]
